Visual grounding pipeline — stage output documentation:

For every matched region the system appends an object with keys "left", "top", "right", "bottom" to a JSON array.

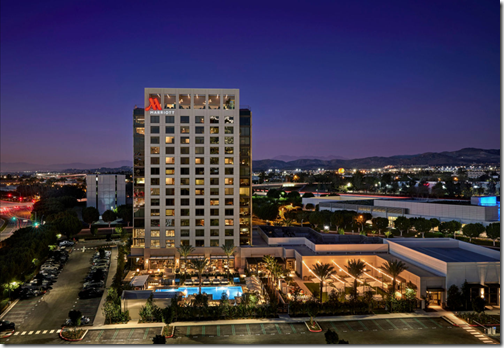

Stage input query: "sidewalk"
[{"left": 93, "top": 246, "right": 119, "bottom": 327}]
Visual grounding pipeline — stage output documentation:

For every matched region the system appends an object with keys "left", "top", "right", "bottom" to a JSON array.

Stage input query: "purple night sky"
[{"left": 0, "top": 0, "right": 499, "bottom": 164}]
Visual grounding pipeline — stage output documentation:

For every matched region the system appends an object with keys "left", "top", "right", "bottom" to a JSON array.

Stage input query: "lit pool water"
[{"left": 156, "top": 286, "right": 243, "bottom": 300}]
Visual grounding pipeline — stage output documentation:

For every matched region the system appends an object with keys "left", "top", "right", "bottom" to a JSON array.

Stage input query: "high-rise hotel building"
[{"left": 132, "top": 88, "right": 252, "bottom": 270}]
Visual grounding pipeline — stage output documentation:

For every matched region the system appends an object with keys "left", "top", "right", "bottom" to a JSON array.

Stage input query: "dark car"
[
  {"left": 0, "top": 320, "right": 16, "bottom": 330},
  {"left": 78, "top": 288, "right": 104, "bottom": 299}
]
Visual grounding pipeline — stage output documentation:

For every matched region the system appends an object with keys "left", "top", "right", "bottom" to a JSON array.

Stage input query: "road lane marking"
[
  {"left": 20, "top": 332, "right": 26, "bottom": 335},
  {"left": 57, "top": 329, "right": 62, "bottom": 333},
  {"left": 275, "top": 324, "right": 282, "bottom": 334},
  {"left": 42, "top": 330, "right": 47, "bottom": 334},
  {"left": 261, "top": 323, "right": 266, "bottom": 335}
]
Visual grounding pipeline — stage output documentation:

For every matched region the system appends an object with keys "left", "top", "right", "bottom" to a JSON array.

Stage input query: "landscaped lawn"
[{"left": 304, "top": 282, "right": 328, "bottom": 302}]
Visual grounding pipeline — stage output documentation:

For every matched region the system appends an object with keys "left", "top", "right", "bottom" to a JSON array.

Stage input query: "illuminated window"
[
  {"left": 210, "top": 199, "right": 219, "bottom": 206},
  {"left": 195, "top": 219, "right": 205, "bottom": 226},
  {"left": 195, "top": 189, "right": 205, "bottom": 195},
  {"left": 195, "top": 178, "right": 205, "bottom": 185},
  {"left": 166, "top": 229, "right": 175, "bottom": 237},
  {"left": 210, "top": 137, "right": 219, "bottom": 144},
  {"left": 225, "top": 219, "right": 234, "bottom": 226},
  {"left": 151, "top": 230, "right": 160, "bottom": 237},
  {"left": 165, "top": 209, "right": 174, "bottom": 216},
  {"left": 223, "top": 95, "right": 235, "bottom": 110},
  {"left": 225, "top": 198, "right": 234, "bottom": 205},
  {"left": 165, "top": 178, "right": 174, "bottom": 185},
  {"left": 225, "top": 137, "right": 234, "bottom": 144},
  {"left": 180, "top": 219, "right": 190, "bottom": 226},
  {"left": 195, "top": 157, "right": 204, "bottom": 164},
  {"left": 210, "top": 127, "right": 219, "bottom": 134},
  {"left": 195, "top": 147, "right": 204, "bottom": 154},
  {"left": 225, "top": 157, "right": 234, "bottom": 165},
  {"left": 195, "top": 116, "right": 204, "bottom": 123},
  {"left": 164, "top": 94, "right": 175, "bottom": 109},
  {"left": 225, "top": 188, "right": 234, "bottom": 195},
  {"left": 225, "top": 127, "right": 233, "bottom": 134},
  {"left": 225, "top": 116, "right": 234, "bottom": 124},
  {"left": 225, "top": 178, "right": 234, "bottom": 185},
  {"left": 165, "top": 136, "right": 174, "bottom": 144},
  {"left": 181, "top": 137, "right": 190, "bottom": 144},
  {"left": 151, "top": 240, "right": 160, "bottom": 248},
  {"left": 225, "top": 147, "right": 234, "bottom": 154},
  {"left": 194, "top": 94, "right": 206, "bottom": 109},
  {"left": 210, "top": 115, "right": 219, "bottom": 123},
  {"left": 166, "top": 168, "right": 174, "bottom": 175},
  {"left": 180, "top": 126, "right": 190, "bottom": 134},
  {"left": 151, "top": 147, "right": 160, "bottom": 154},
  {"left": 165, "top": 157, "right": 175, "bottom": 164},
  {"left": 151, "top": 209, "right": 160, "bottom": 216},
  {"left": 166, "top": 239, "right": 175, "bottom": 247},
  {"left": 180, "top": 178, "right": 189, "bottom": 185},
  {"left": 210, "top": 219, "right": 219, "bottom": 226},
  {"left": 151, "top": 188, "right": 160, "bottom": 195}
]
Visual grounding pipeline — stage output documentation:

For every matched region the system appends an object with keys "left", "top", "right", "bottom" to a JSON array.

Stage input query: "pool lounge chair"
[
  {"left": 212, "top": 278, "right": 221, "bottom": 285},
  {"left": 184, "top": 280, "right": 193, "bottom": 286},
  {"left": 202, "top": 278, "right": 211, "bottom": 285},
  {"left": 220, "top": 278, "right": 230, "bottom": 285}
]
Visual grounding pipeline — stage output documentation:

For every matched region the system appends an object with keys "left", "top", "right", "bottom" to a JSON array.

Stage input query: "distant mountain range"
[
  {"left": 271, "top": 155, "right": 348, "bottom": 161},
  {"left": 0, "top": 160, "right": 133, "bottom": 173},
  {"left": 252, "top": 148, "right": 500, "bottom": 171}
]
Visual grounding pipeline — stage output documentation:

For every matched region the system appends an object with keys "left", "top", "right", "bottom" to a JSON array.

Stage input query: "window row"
[
  {"left": 150, "top": 167, "right": 234, "bottom": 175},
  {"left": 151, "top": 219, "right": 234, "bottom": 227},
  {"left": 150, "top": 146, "right": 235, "bottom": 155},
  {"left": 149, "top": 229, "right": 234, "bottom": 237},
  {"left": 149, "top": 184, "right": 236, "bottom": 195},
  {"left": 151, "top": 126, "right": 234, "bottom": 135},
  {"left": 149, "top": 239, "right": 235, "bottom": 248},
  {"left": 151, "top": 208, "right": 234, "bottom": 216},
  {"left": 154, "top": 136, "right": 234, "bottom": 145},
  {"left": 150, "top": 176, "right": 234, "bottom": 185},
  {"left": 151, "top": 156, "right": 235, "bottom": 165},
  {"left": 151, "top": 197, "right": 234, "bottom": 205},
  {"left": 151, "top": 115, "right": 235, "bottom": 124}
]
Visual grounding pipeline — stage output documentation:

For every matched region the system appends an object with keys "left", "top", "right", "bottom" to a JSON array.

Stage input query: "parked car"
[
  {"left": 83, "top": 281, "right": 104, "bottom": 289},
  {"left": 78, "top": 288, "right": 104, "bottom": 299},
  {"left": 0, "top": 320, "right": 15, "bottom": 330},
  {"left": 59, "top": 240, "right": 74, "bottom": 247}
]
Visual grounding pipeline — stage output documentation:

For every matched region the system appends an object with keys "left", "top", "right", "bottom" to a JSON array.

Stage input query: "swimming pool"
[{"left": 156, "top": 286, "right": 243, "bottom": 300}]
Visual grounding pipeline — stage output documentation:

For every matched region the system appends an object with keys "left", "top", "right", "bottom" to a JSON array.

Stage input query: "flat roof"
[
  {"left": 407, "top": 247, "right": 498, "bottom": 263},
  {"left": 378, "top": 254, "right": 442, "bottom": 278},
  {"left": 130, "top": 275, "right": 149, "bottom": 287}
]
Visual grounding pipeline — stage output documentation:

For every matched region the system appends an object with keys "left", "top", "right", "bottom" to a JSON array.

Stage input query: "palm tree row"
[{"left": 310, "top": 259, "right": 408, "bottom": 303}]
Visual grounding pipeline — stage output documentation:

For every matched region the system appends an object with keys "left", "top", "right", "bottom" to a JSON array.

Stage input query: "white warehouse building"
[{"left": 86, "top": 174, "right": 126, "bottom": 214}]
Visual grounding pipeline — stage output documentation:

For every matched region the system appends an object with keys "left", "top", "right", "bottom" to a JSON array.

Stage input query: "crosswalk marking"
[
  {"left": 42, "top": 330, "right": 48, "bottom": 334},
  {"left": 13, "top": 332, "right": 19, "bottom": 336},
  {"left": 49, "top": 330, "right": 55, "bottom": 333},
  {"left": 20, "top": 332, "right": 26, "bottom": 335},
  {"left": 57, "top": 329, "right": 62, "bottom": 333},
  {"left": 28, "top": 331, "right": 34, "bottom": 335},
  {"left": 35, "top": 331, "right": 41, "bottom": 334}
]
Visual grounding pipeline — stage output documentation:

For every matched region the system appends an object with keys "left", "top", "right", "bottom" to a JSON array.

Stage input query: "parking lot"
[{"left": 168, "top": 317, "right": 490, "bottom": 345}]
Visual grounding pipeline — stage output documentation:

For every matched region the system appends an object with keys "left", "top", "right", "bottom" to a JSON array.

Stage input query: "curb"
[
  {"left": 59, "top": 326, "right": 88, "bottom": 341},
  {"left": 0, "top": 299, "right": 19, "bottom": 320},
  {"left": 305, "top": 321, "right": 323, "bottom": 333},
  {"left": 1, "top": 330, "right": 15, "bottom": 338}
]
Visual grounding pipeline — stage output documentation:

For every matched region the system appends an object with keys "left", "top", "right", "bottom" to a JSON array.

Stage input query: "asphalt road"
[{"left": 0, "top": 241, "right": 107, "bottom": 344}]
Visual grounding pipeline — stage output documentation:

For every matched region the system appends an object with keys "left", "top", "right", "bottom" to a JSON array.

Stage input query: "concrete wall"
[{"left": 385, "top": 241, "right": 447, "bottom": 277}]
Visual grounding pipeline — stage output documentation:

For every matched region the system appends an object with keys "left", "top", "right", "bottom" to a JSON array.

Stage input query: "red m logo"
[{"left": 146, "top": 97, "right": 162, "bottom": 111}]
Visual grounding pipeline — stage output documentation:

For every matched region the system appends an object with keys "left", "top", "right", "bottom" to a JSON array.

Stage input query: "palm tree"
[
  {"left": 191, "top": 258, "right": 210, "bottom": 294},
  {"left": 221, "top": 244, "right": 236, "bottom": 282},
  {"left": 345, "top": 259, "right": 366, "bottom": 300},
  {"left": 176, "top": 244, "right": 195, "bottom": 273},
  {"left": 380, "top": 259, "right": 408, "bottom": 295},
  {"left": 262, "top": 255, "right": 277, "bottom": 288},
  {"left": 311, "top": 263, "right": 336, "bottom": 303}
]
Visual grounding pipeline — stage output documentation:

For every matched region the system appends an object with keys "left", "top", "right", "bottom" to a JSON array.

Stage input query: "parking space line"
[
  {"left": 143, "top": 328, "right": 150, "bottom": 340},
  {"left": 112, "top": 329, "right": 119, "bottom": 340},
  {"left": 232, "top": 325, "right": 235, "bottom": 335},
  {"left": 358, "top": 321, "right": 368, "bottom": 331},
  {"left": 261, "top": 323, "right": 266, "bottom": 335},
  {"left": 344, "top": 322, "right": 354, "bottom": 331},
  {"left": 127, "top": 329, "right": 135, "bottom": 340},
  {"left": 290, "top": 324, "right": 297, "bottom": 334},
  {"left": 414, "top": 318, "right": 429, "bottom": 329},
  {"left": 275, "top": 324, "right": 282, "bottom": 334},
  {"left": 386, "top": 319, "right": 398, "bottom": 330},
  {"left": 246, "top": 324, "right": 251, "bottom": 335},
  {"left": 372, "top": 320, "right": 384, "bottom": 331},
  {"left": 20, "top": 332, "right": 26, "bottom": 335},
  {"left": 96, "top": 329, "right": 104, "bottom": 341},
  {"left": 399, "top": 319, "right": 413, "bottom": 329},
  {"left": 428, "top": 318, "right": 443, "bottom": 328},
  {"left": 202, "top": 326, "right": 205, "bottom": 336},
  {"left": 330, "top": 322, "right": 338, "bottom": 331},
  {"left": 186, "top": 327, "right": 191, "bottom": 337},
  {"left": 217, "top": 326, "right": 220, "bottom": 337}
]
